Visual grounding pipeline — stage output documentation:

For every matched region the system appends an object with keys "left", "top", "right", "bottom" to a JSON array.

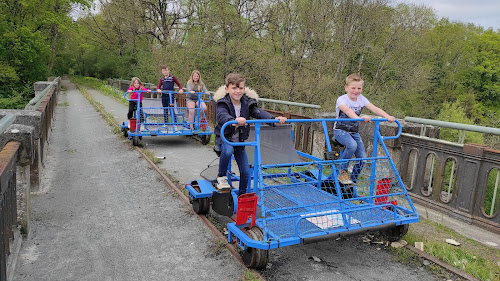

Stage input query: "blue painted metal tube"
[
  {"left": 321, "top": 121, "right": 332, "bottom": 152},
  {"left": 377, "top": 132, "right": 419, "bottom": 214},
  {"left": 220, "top": 118, "right": 401, "bottom": 146}
]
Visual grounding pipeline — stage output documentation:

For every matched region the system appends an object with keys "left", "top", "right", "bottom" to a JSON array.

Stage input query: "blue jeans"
[
  {"left": 217, "top": 142, "right": 250, "bottom": 195},
  {"left": 161, "top": 93, "right": 174, "bottom": 123},
  {"left": 333, "top": 130, "right": 366, "bottom": 183}
]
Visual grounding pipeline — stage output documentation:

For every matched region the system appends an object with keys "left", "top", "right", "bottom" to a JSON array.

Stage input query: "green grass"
[
  {"left": 141, "top": 148, "right": 161, "bottom": 164},
  {"left": 402, "top": 219, "right": 500, "bottom": 281},
  {"left": 240, "top": 270, "right": 261, "bottom": 281},
  {"left": 70, "top": 75, "right": 127, "bottom": 106}
]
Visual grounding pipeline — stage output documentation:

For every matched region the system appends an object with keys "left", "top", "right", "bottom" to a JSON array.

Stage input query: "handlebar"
[
  {"left": 186, "top": 91, "right": 212, "bottom": 103},
  {"left": 220, "top": 118, "right": 402, "bottom": 145},
  {"left": 123, "top": 90, "right": 212, "bottom": 102},
  {"left": 123, "top": 90, "right": 150, "bottom": 101}
]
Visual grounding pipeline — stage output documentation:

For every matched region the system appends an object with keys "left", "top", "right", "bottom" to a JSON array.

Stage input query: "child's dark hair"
[
  {"left": 225, "top": 73, "right": 245, "bottom": 87},
  {"left": 161, "top": 65, "right": 170, "bottom": 70}
]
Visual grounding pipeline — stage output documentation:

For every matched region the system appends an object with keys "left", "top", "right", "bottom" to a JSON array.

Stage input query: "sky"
[
  {"left": 393, "top": 0, "right": 500, "bottom": 30},
  {"left": 72, "top": 1, "right": 500, "bottom": 30}
]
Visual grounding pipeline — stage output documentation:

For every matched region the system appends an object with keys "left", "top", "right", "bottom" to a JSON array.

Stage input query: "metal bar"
[
  {"left": 458, "top": 130, "right": 466, "bottom": 144},
  {"left": 446, "top": 161, "right": 455, "bottom": 200},
  {"left": 406, "top": 116, "right": 500, "bottom": 135},
  {"left": 302, "top": 223, "right": 397, "bottom": 244},
  {"left": 369, "top": 122, "right": 381, "bottom": 201},
  {"left": 490, "top": 169, "right": 499, "bottom": 216},
  {"left": 404, "top": 245, "right": 481, "bottom": 281},
  {"left": 0, "top": 115, "right": 16, "bottom": 134},
  {"left": 258, "top": 98, "right": 321, "bottom": 109},
  {"left": 420, "top": 125, "right": 426, "bottom": 136},
  {"left": 401, "top": 133, "right": 464, "bottom": 147},
  {"left": 321, "top": 121, "right": 332, "bottom": 152},
  {"left": 429, "top": 155, "right": 435, "bottom": 193},
  {"left": 411, "top": 151, "right": 418, "bottom": 190},
  {"left": 25, "top": 78, "right": 60, "bottom": 110}
]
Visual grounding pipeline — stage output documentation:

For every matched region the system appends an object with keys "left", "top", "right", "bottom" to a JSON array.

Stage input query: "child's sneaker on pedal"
[
  {"left": 338, "top": 170, "right": 353, "bottom": 185},
  {"left": 216, "top": 176, "right": 231, "bottom": 190}
]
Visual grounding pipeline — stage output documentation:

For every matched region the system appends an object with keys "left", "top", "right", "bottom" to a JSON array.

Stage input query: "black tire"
[
  {"left": 241, "top": 226, "right": 269, "bottom": 269},
  {"left": 123, "top": 128, "right": 129, "bottom": 138},
  {"left": 192, "top": 198, "right": 210, "bottom": 214},
  {"left": 191, "top": 186, "right": 210, "bottom": 214},
  {"left": 201, "top": 135, "right": 209, "bottom": 145},
  {"left": 132, "top": 136, "right": 139, "bottom": 146},
  {"left": 381, "top": 224, "right": 409, "bottom": 242}
]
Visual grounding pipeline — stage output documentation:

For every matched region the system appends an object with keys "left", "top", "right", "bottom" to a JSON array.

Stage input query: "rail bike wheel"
[
  {"left": 132, "top": 136, "right": 139, "bottom": 146},
  {"left": 241, "top": 226, "right": 269, "bottom": 269},
  {"left": 123, "top": 128, "right": 129, "bottom": 138},
  {"left": 381, "top": 223, "right": 409, "bottom": 242},
  {"left": 200, "top": 135, "right": 209, "bottom": 145},
  {"left": 191, "top": 186, "right": 210, "bottom": 215}
]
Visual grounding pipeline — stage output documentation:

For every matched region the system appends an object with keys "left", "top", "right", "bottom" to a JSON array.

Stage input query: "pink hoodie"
[{"left": 127, "top": 86, "right": 149, "bottom": 102}]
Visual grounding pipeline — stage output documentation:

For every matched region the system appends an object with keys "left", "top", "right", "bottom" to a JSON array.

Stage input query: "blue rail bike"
[
  {"left": 121, "top": 91, "right": 213, "bottom": 146},
  {"left": 185, "top": 118, "right": 419, "bottom": 269}
]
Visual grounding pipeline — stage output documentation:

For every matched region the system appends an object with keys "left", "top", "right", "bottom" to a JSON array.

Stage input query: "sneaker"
[
  {"left": 338, "top": 170, "right": 353, "bottom": 185},
  {"left": 216, "top": 176, "right": 231, "bottom": 190}
]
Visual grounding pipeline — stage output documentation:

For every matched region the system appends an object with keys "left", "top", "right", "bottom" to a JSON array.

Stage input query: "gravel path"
[{"left": 13, "top": 78, "right": 243, "bottom": 281}]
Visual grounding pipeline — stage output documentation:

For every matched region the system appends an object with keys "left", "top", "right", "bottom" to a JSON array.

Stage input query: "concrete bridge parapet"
[{"left": 0, "top": 77, "right": 60, "bottom": 280}]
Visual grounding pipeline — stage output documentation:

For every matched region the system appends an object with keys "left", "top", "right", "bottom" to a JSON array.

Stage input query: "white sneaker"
[
  {"left": 338, "top": 170, "right": 353, "bottom": 185},
  {"left": 216, "top": 176, "right": 231, "bottom": 190}
]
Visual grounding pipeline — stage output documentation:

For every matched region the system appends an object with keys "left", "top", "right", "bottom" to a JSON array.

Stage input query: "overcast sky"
[{"left": 393, "top": 0, "right": 500, "bottom": 30}]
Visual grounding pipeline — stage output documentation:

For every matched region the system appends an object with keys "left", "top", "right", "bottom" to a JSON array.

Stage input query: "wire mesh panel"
[
  {"left": 138, "top": 98, "right": 210, "bottom": 135},
  {"left": 220, "top": 119, "right": 418, "bottom": 250},
  {"left": 258, "top": 158, "right": 417, "bottom": 241}
]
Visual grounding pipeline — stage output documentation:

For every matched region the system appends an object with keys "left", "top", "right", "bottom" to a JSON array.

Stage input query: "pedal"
[{"left": 324, "top": 151, "right": 339, "bottom": 160}]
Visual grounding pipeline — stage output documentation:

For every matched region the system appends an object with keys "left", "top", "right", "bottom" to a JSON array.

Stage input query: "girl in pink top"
[{"left": 127, "top": 77, "right": 151, "bottom": 120}]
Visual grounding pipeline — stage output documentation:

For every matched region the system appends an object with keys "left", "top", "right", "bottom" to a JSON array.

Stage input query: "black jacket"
[{"left": 214, "top": 92, "right": 274, "bottom": 146}]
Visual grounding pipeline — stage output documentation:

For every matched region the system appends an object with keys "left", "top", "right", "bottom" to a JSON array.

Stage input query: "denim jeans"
[
  {"left": 217, "top": 142, "right": 250, "bottom": 195},
  {"left": 161, "top": 93, "right": 174, "bottom": 123},
  {"left": 333, "top": 129, "right": 366, "bottom": 183}
]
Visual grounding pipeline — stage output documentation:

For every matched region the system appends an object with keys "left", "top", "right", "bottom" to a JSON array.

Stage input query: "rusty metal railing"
[{"left": 0, "top": 123, "right": 21, "bottom": 281}]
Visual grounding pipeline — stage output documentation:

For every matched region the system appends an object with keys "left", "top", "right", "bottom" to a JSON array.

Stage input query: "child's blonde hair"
[
  {"left": 130, "top": 77, "right": 143, "bottom": 88},
  {"left": 188, "top": 70, "right": 204, "bottom": 90},
  {"left": 345, "top": 73, "right": 363, "bottom": 86}
]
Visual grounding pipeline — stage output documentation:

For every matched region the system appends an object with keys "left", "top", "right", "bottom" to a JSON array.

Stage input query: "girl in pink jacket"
[{"left": 127, "top": 77, "right": 150, "bottom": 120}]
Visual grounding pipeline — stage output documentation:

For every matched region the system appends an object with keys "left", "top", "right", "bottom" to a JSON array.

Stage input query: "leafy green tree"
[
  {"left": 461, "top": 30, "right": 500, "bottom": 108},
  {"left": 436, "top": 101, "right": 484, "bottom": 144},
  {"left": 0, "top": 0, "right": 90, "bottom": 107}
]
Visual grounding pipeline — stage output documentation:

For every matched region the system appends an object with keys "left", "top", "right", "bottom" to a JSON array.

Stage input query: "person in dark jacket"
[{"left": 214, "top": 73, "right": 286, "bottom": 195}]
